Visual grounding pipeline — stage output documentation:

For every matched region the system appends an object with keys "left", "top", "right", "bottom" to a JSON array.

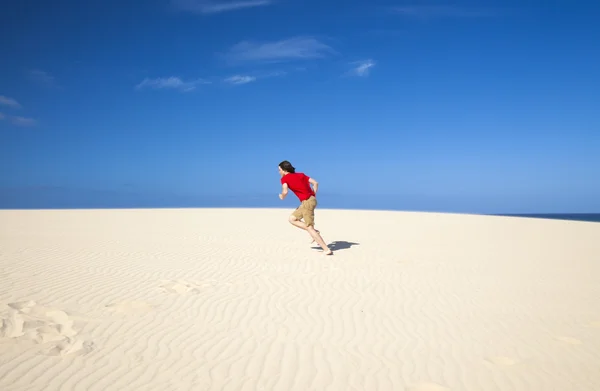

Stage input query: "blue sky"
[{"left": 1, "top": 0, "right": 599, "bottom": 213}]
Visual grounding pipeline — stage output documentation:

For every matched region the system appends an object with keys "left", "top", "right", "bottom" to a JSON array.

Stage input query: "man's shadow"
[{"left": 312, "top": 241, "right": 360, "bottom": 252}]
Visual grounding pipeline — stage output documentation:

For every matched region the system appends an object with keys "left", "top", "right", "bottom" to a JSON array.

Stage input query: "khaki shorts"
[{"left": 292, "top": 196, "right": 317, "bottom": 227}]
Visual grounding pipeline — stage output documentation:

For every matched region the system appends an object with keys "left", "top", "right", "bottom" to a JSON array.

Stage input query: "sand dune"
[{"left": 1, "top": 208, "right": 599, "bottom": 391}]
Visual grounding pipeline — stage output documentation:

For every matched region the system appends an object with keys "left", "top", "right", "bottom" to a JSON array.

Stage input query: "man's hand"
[
  {"left": 308, "top": 177, "right": 319, "bottom": 195},
  {"left": 279, "top": 183, "right": 289, "bottom": 200}
]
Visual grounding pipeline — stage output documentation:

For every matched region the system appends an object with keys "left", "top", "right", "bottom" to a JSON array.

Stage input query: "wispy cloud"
[
  {"left": 0, "top": 95, "right": 38, "bottom": 126},
  {"left": 348, "top": 59, "right": 376, "bottom": 77},
  {"left": 29, "top": 70, "right": 57, "bottom": 87},
  {"left": 173, "top": 0, "right": 271, "bottom": 14},
  {"left": 223, "top": 69, "right": 288, "bottom": 85},
  {"left": 391, "top": 5, "right": 495, "bottom": 18},
  {"left": 135, "top": 76, "right": 210, "bottom": 92},
  {"left": 224, "top": 36, "right": 335, "bottom": 64},
  {"left": 224, "top": 75, "right": 257, "bottom": 85},
  {"left": 0, "top": 95, "right": 22, "bottom": 109},
  {"left": 11, "top": 116, "right": 37, "bottom": 127}
]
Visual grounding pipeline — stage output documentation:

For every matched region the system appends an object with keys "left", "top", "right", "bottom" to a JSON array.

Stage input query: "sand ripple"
[{"left": 1, "top": 208, "right": 600, "bottom": 391}]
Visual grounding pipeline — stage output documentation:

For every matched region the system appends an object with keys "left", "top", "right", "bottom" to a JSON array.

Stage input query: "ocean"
[{"left": 492, "top": 213, "right": 600, "bottom": 223}]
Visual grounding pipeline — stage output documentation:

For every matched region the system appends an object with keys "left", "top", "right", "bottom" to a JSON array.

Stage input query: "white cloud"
[
  {"left": 348, "top": 59, "right": 376, "bottom": 77},
  {"left": 224, "top": 36, "right": 335, "bottom": 64},
  {"left": 173, "top": 0, "right": 271, "bottom": 14},
  {"left": 29, "top": 70, "right": 57, "bottom": 87},
  {"left": 11, "top": 116, "right": 37, "bottom": 127},
  {"left": 0, "top": 95, "right": 21, "bottom": 109},
  {"left": 391, "top": 6, "right": 495, "bottom": 18},
  {"left": 224, "top": 75, "right": 257, "bottom": 85},
  {"left": 224, "top": 70, "right": 287, "bottom": 85},
  {"left": 135, "top": 76, "right": 210, "bottom": 92}
]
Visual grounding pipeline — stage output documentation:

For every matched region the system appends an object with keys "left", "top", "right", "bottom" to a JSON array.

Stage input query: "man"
[{"left": 278, "top": 160, "right": 333, "bottom": 255}]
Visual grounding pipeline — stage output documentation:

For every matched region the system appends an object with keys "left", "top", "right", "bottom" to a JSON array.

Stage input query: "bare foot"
[{"left": 323, "top": 250, "right": 333, "bottom": 256}]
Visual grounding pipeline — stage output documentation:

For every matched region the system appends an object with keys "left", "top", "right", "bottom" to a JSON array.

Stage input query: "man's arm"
[
  {"left": 308, "top": 177, "right": 319, "bottom": 195},
  {"left": 279, "top": 183, "right": 289, "bottom": 200}
]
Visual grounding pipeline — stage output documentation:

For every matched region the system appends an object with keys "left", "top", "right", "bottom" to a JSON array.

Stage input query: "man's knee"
[{"left": 288, "top": 215, "right": 299, "bottom": 223}]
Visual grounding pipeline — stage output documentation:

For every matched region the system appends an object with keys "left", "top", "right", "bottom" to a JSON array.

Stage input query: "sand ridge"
[{"left": 1, "top": 208, "right": 599, "bottom": 390}]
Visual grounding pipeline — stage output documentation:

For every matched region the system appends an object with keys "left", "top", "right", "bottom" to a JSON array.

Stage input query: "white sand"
[{"left": 1, "top": 208, "right": 599, "bottom": 391}]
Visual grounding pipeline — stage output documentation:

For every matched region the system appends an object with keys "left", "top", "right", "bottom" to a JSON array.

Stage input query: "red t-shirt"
[{"left": 281, "top": 173, "right": 315, "bottom": 201}]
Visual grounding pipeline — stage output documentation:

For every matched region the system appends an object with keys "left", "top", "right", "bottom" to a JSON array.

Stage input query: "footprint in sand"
[
  {"left": 105, "top": 300, "right": 155, "bottom": 315},
  {"left": 159, "top": 280, "right": 215, "bottom": 294},
  {"left": 47, "top": 337, "right": 95, "bottom": 357},
  {"left": 485, "top": 356, "right": 519, "bottom": 366},
  {"left": 554, "top": 336, "right": 582, "bottom": 345},
  {"left": 0, "top": 300, "right": 94, "bottom": 357},
  {"left": 407, "top": 382, "right": 450, "bottom": 391}
]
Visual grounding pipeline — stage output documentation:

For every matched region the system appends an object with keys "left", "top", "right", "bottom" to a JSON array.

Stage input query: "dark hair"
[{"left": 279, "top": 160, "right": 296, "bottom": 173}]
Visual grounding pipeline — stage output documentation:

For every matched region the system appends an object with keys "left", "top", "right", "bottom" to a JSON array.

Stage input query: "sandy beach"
[{"left": 1, "top": 208, "right": 599, "bottom": 391}]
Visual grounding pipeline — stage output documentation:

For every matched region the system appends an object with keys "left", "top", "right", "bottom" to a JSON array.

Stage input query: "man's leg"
[
  {"left": 310, "top": 228, "right": 320, "bottom": 243},
  {"left": 288, "top": 216, "right": 332, "bottom": 255},
  {"left": 306, "top": 226, "right": 332, "bottom": 255},
  {"left": 289, "top": 205, "right": 312, "bottom": 235},
  {"left": 303, "top": 198, "right": 332, "bottom": 255},
  {"left": 289, "top": 215, "right": 321, "bottom": 243},
  {"left": 288, "top": 215, "right": 308, "bottom": 230},
  {"left": 288, "top": 205, "right": 307, "bottom": 230}
]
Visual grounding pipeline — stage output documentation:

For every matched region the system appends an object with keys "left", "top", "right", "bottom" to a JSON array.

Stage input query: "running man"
[{"left": 278, "top": 160, "right": 333, "bottom": 255}]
